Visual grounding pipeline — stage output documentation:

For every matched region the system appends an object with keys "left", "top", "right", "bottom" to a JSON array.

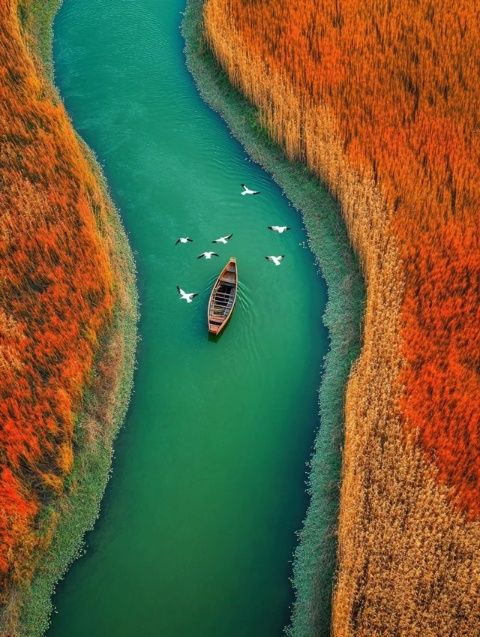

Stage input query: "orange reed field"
[
  {"left": 204, "top": 0, "right": 480, "bottom": 634},
  {"left": 0, "top": 0, "right": 130, "bottom": 610}
]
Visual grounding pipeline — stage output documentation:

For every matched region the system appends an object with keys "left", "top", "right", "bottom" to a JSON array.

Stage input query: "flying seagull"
[
  {"left": 265, "top": 255, "right": 285, "bottom": 266},
  {"left": 212, "top": 233, "right": 233, "bottom": 244},
  {"left": 241, "top": 184, "right": 260, "bottom": 196},
  {"left": 197, "top": 251, "right": 219, "bottom": 260},
  {"left": 175, "top": 236, "right": 193, "bottom": 245},
  {"left": 177, "top": 286, "right": 198, "bottom": 303},
  {"left": 268, "top": 225, "right": 290, "bottom": 233}
]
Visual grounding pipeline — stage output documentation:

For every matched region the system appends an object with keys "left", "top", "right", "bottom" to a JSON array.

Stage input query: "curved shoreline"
[
  {"left": 10, "top": 1, "right": 363, "bottom": 633},
  {"left": 10, "top": 3, "right": 138, "bottom": 635},
  {"left": 182, "top": 2, "right": 364, "bottom": 634}
]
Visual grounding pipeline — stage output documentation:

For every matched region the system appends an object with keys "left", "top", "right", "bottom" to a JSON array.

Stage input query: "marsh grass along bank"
[
  {"left": 1, "top": 2, "right": 138, "bottom": 635},
  {"left": 182, "top": 2, "right": 365, "bottom": 634},
  {"left": 200, "top": 3, "right": 480, "bottom": 635}
]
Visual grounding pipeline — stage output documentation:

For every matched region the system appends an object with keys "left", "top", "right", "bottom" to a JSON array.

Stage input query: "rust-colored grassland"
[
  {"left": 0, "top": 1, "right": 135, "bottom": 629},
  {"left": 204, "top": 0, "right": 480, "bottom": 634}
]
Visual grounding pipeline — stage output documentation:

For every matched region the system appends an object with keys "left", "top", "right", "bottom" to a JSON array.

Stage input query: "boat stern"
[{"left": 208, "top": 320, "right": 223, "bottom": 335}]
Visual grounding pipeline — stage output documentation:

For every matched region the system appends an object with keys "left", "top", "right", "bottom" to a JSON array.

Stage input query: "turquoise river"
[{"left": 48, "top": 1, "right": 333, "bottom": 635}]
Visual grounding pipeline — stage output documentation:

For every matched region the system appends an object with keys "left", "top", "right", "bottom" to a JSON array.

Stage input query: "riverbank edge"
[
  {"left": 13, "top": 3, "right": 139, "bottom": 636},
  {"left": 182, "top": 3, "right": 365, "bottom": 634}
]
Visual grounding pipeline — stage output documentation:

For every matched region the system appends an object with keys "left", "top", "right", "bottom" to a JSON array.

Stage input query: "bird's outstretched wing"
[
  {"left": 197, "top": 253, "right": 205, "bottom": 259},
  {"left": 177, "top": 286, "right": 184, "bottom": 295},
  {"left": 212, "top": 252, "right": 219, "bottom": 257},
  {"left": 175, "top": 239, "right": 181, "bottom": 245},
  {"left": 225, "top": 233, "right": 233, "bottom": 240}
]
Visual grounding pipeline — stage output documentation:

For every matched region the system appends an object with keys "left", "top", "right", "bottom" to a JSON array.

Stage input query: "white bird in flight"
[
  {"left": 241, "top": 184, "right": 260, "bottom": 196},
  {"left": 265, "top": 255, "right": 285, "bottom": 266},
  {"left": 177, "top": 286, "right": 198, "bottom": 303},
  {"left": 175, "top": 236, "right": 193, "bottom": 245},
  {"left": 212, "top": 233, "right": 233, "bottom": 244},
  {"left": 268, "top": 225, "right": 290, "bottom": 233},
  {"left": 197, "top": 251, "right": 219, "bottom": 260}
]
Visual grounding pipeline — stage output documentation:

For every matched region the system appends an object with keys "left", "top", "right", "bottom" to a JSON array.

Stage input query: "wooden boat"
[{"left": 208, "top": 257, "right": 238, "bottom": 335}]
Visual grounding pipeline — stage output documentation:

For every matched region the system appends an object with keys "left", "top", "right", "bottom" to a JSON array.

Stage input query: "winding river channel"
[{"left": 48, "top": 1, "right": 331, "bottom": 635}]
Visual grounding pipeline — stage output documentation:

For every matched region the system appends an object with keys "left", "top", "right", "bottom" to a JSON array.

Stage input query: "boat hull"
[{"left": 208, "top": 257, "right": 237, "bottom": 335}]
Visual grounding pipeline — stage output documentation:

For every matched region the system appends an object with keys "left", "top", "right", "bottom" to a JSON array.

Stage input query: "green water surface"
[{"left": 48, "top": 1, "right": 331, "bottom": 635}]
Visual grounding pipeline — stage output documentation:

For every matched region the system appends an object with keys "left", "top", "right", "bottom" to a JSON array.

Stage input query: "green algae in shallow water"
[{"left": 183, "top": 2, "right": 365, "bottom": 636}]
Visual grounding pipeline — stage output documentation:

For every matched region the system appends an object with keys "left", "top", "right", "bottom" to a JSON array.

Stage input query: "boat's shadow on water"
[{"left": 208, "top": 331, "right": 223, "bottom": 343}]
